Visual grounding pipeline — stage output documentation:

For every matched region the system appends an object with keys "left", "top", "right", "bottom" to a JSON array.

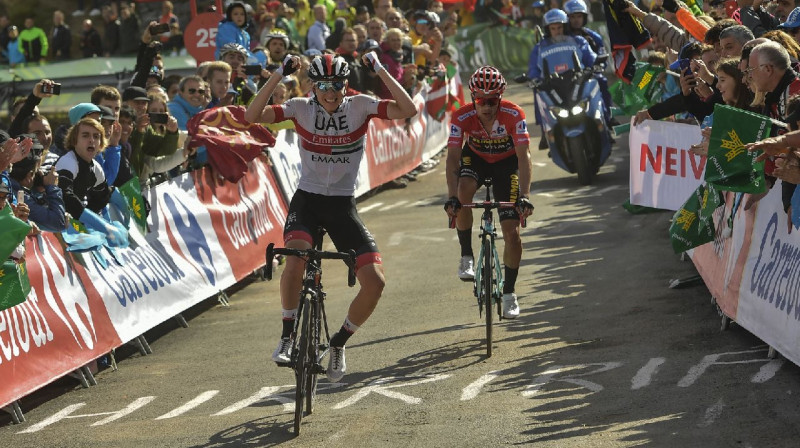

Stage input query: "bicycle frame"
[
  {"left": 265, "top": 237, "right": 356, "bottom": 435},
  {"left": 473, "top": 203, "right": 505, "bottom": 320}
]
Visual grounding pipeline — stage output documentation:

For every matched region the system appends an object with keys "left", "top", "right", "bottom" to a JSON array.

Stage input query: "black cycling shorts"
[
  {"left": 459, "top": 147, "right": 521, "bottom": 222},
  {"left": 284, "top": 189, "right": 381, "bottom": 270}
]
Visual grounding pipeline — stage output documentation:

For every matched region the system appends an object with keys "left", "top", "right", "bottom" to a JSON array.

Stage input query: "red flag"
[
  {"left": 426, "top": 64, "right": 449, "bottom": 122},
  {"left": 186, "top": 106, "right": 276, "bottom": 183}
]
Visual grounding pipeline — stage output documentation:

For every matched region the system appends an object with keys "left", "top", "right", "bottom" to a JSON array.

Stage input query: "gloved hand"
[
  {"left": 362, "top": 51, "right": 385, "bottom": 74},
  {"left": 276, "top": 55, "right": 299, "bottom": 76},
  {"left": 515, "top": 196, "right": 534, "bottom": 216},
  {"left": 444, "top": 196, "right": 462, "bottom": 215}
]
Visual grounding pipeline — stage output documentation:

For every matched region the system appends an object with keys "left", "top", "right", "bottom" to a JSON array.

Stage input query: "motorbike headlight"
[
  {"left": 571, "top": 105, "right": 583, "bottom": 116},
  {"left": 551, "top": 106, "right": 569, "bottom": 118}
]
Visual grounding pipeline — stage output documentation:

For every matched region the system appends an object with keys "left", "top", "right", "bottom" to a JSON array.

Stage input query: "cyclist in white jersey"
[{"left": 245, "top": 53, "right": 417, "bottom": 382}]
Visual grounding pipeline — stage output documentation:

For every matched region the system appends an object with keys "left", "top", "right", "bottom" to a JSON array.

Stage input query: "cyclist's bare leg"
[
  {"left": 279, "top": 238, "right": 313, "bottom": 311},
  {"left": 455, "top": 177, "right": 479, "bottom": 231},
  {"left": 345, "top": 262, "right": 386, "bottom": 326},
  {"left": 500, "top": 219, "right": 522, "bottom": 269}
]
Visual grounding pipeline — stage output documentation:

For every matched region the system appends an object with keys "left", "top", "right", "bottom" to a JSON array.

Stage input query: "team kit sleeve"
[
  {"left": 447, "top": 119, "right": 465, "bottom": 149},
  {"left": 269, "top": 97, "right": 301, "bottom": 122}
]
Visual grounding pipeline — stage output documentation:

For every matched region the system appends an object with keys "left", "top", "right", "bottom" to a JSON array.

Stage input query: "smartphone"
[
  {"left": 42, "top": 83, "right": 61, "bottom": 95},
  {"left": 679, "top": 58, "right": 691, "bottom": 72},
  {"left": 149, "top": 23, "right": 170, "bottom": 35},
  {"left": 17, "top": 191, "right": 24, "bottom": 205},
  {"left": 265, "top": 63, "right": 281, "bottom": 72},
  {"left": 148, "top": 112, "right": 169, "bottom": 124},
  {"left": 243, "top": 64, "right": 264, "bottom": 76}
]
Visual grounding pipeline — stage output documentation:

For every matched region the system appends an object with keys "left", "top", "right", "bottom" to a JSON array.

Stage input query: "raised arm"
[
  {"left": 362, "top": 51, "right": 417, "bottom": 119},
  {"left": 245, "top": 55, "right": 299, "bottom": 124}
]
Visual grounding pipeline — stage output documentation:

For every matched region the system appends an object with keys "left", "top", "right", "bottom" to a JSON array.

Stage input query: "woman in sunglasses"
[
  {"left": 443, "top": 65, "right": 534, "bottom": 320},
  {"left": 245, "top": 52, "right": 416, "bottom": 382}
]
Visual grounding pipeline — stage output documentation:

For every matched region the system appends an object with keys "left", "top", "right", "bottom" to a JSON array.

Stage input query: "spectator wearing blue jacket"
[
  {"left": 8, "top": 138, "right": 66, "bottom": 233},
  {"left": 5, "top": 26, "right": 25, "bottom": 67},
  {"left": 167, "top": 75, "right": 207, "bottom": 130},
  {"left": 215, "top": 2, "right": 251, "bottom": 60}
]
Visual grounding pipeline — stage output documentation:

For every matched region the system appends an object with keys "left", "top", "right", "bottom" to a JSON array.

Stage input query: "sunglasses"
[
  {"left": 187, "top": 88, "right": 207, "bottom": 95},
  {"left": 316, "top": 81, "right": 346, "bottom": 92},
  {"left": 474, "top": 97, "right": 500, "bottom": 107}
]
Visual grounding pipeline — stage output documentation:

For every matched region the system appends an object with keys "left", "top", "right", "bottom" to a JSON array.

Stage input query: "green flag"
[
  {"left": 669, "top": 184, "right": 716, "bottom": 253},
  {"left": 0, "top": 260, "right": 30, "bottom": 311},
  {"left": 705, "top": 104, "right": 770, "bottom": 194},
  {"left": 698, "top": 182, "right": 724, "bottom": 221},
  {"left": 0, "top": 205, "right": 31, "bottom": 261},
  {"left": 117, "top": 176, "right": 147, "bottom": 232}
]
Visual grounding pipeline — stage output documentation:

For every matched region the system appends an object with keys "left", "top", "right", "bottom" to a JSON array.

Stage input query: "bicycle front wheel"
[
  {"left": 305, "top": 299, "right": 321, "bottom": 415},
  {"left": 294, "top": 299, "right": 312, "bottom": 435},
  {"left": 482, "top": 237, "right": 493, "bottom": 358}
]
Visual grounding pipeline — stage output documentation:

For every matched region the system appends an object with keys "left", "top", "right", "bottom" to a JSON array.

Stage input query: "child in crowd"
[{"left": 5, "top": 26, "right": 25, "bottom": 67}]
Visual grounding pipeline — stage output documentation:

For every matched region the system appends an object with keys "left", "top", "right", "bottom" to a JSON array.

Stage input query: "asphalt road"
[{"left": 3, "top": 84, "right": 800, "bottom": 448}]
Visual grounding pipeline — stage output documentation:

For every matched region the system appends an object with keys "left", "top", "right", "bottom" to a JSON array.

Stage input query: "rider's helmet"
[
  {"left": 564, "top": 0, "right": 588, "bottom": 15},
  {"left": 308, "top": 53, "right": 351, "bottom": 81},
  {"left": 469, "top": 66, "right": 507, "bottom": 96},
  {"left": 219, "top": 42, "right": 248, "bottom": 59},
  {"left": 543, "top": 8, "right": 568, "bottom": 26}
]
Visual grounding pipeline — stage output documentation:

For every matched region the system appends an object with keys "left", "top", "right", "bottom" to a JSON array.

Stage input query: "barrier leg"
[
  {"left": 69, "top": 368, "right": 90, "bottom": 388},
  {"left": 2, "top": 404, "right": 21, "bottom": 424},
  {"left": 768, "top": 347, "right": 778, "bottom": 359},
  {"left": 669, "top": 274, "right": 703, "bottom": 289},
  {"left": 138, "top": 335, "right": 153, "bottom": 354},
  {"left": 13, "top": 402, "right": 25, "bottom": 423},
  {"left": 81, "top": 365, "right": 98, "bottom": 386},
  {"left": 129, "top": 337, "right": 148, "bottom": 356},
  {"left": 109, "top": 349, "right": 119, "bottom": 371},
  {"left": 217, "top": 290, "right": 231, "bottom": 307},
  {"left": 174, "top": 314, "right": 189, "bottom": 328}
]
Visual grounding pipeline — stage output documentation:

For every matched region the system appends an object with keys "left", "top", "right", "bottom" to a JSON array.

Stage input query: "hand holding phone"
[
  {"left": 149, "top": 112, "right": 169, "bottom": 124},
  {"left": 149, "top": 23, "right": 170, "bottom": 35},
  {"left": 243, "top": 64, "right": 264, "bottom": 76},
  {"left": 41, "top": 82, "right": 61, "bottom": 95}
]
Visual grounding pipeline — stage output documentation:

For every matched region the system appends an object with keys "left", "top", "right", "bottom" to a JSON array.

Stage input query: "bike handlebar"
[
  {"left": 265, "top": 243, "right": 357, "bottom": 287},
  {"left": 447, "top": 201, "right": 528, "bottom": 229}
]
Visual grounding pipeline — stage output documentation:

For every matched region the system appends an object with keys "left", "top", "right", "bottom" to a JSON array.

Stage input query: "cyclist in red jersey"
[
  {"left": 245, "top": 53, "right": 417, "bottom": 382},
  {"left": 444, "top": 66, "right": 534, "bottom": 319}
]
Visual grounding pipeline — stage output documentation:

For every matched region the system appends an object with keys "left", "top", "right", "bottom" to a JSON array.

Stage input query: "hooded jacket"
[{"left": 215, "top": 2, "right": 252, "bottom": 60}]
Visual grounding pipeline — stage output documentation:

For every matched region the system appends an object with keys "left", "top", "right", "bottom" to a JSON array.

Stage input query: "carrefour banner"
[
  {"left": 0, "top": 158, "right": 288, "bottom": 410},
  {"left": 629, "top": 119, "right": 705, "bottom": 211},
  {"left": 691, "top": 183, "right": 800, "bottom": 367}
]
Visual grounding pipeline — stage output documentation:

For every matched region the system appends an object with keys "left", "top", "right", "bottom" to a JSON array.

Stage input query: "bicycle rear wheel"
[
  {"left": 305, "top": 299, "right": 320, "bottom": 415},
  {"left": 294, "top": 300, "right": 311, "bottom": 435},
  {"left": 482, "top": 238, "right": 493, "bottom": 358}
]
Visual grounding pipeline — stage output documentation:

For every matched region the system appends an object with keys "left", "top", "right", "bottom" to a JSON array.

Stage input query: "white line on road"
[
  {"left": 333, "top": 374, "right": 450, "bottom": 409},
  {"left": 91, "top": 397, "right": 156, "bottom": 426},
  {"left": 155, "top": 391, "right": 219, "bottom": 419},
  {"left": 752, "top": 358, "right": 785, "bottom": 383},
  {"left": 698, "top": 399, "right": 724, "bottom": 427},
  {"left": 212, "top": 386, "right": 282, "bottom": 416},
  {"left": 461, "top": 371, "right": 500, "bottom": 401},
  {"left": 631, "top": 358, "right": 666, "bottom": 390},
  {"left": 358, "top": 203, "right": 384, "bottom": 213},
  {"left": 380, "top": 201, "right": 407, "bottom": 211}
]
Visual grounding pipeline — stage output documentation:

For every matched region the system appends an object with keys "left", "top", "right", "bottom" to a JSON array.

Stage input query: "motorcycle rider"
[
  {"left": 527, "top": 8, "right": 596, "bottom": 149},
  {"left": 563, "top": 0, "right": 613, "bottom": 126}
]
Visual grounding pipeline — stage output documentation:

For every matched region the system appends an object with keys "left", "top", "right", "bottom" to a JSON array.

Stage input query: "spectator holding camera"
[
  {"left": 9, "top": 79, "right": 59, "bottom": 139},
  {"left": 142, "top": 91, "right": 185, "bottom": 179},
  {"left": 122, "top": 86, "right": 180, "bottom": 178},
  {"left": 8, "top": 137, "right": 66, "bottom": 233},
  {"left": 168, "top": 76, "right": 208, "bottom": 130}
]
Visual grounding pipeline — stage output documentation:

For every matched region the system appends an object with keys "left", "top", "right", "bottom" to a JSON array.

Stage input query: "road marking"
[
  {"left": 213, "top": 386, "right": 283, "bottom": 415},
  {"left": 91, "top": 397, "right": 156, "bottom": 426},
  {"left": 592, "top": 185, "right": 625, "bottom": 196},
  {"left": 18, "top": 404, "right": 87, "bottom": 434},
  {"left": 409, "top": 197, "right": 439, "bottom": 207},
  {"left": 678, "top": 349, "right": 773, "bottom": 387},
  {"left": 751, "top": 358, "right": 785, "bottom": 383},
  {"left": 333, "top": 374, "right": 450, "bottom": 409},
  {"left": 461, "top": 371, "right": 500, "bottom": 401},
  {"left": 155, "top": 391, "right": 219, "bottom": 419},
  {"left": 523, "top": 362, "right": 623, "bottom": 397},
  {"left": 698, "top": 399, "right": 724, "bottom": 427},
  {"left": 388, "top": 228, "right": 452, "bottom": 246},
  {"left": 358, "top": 203, "right": 384, "bottom": 213},
  {"left": 379, "top": 200, "right": 408, "bottom": 211},
  {"left": 631, "top": 358, "right": 666, "bottom": 390}
]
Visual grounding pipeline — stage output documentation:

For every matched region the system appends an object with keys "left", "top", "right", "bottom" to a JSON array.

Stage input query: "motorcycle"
[{"left": 516, "top": 53, "right": 611, "bottom": 185}]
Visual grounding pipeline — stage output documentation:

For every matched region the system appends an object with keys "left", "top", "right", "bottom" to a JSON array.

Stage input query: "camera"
[
  {"left": 42, "top": 83, "right": 61, "bottom": 95},
  {"left": 148, "top": 112, "right": 169, "bottom": 124},
  {"left": 244, "top": 64, "right": 264, "bottom": 76},
  {"left": 149, "top": 23, "right": 170, "bottom": 35}
]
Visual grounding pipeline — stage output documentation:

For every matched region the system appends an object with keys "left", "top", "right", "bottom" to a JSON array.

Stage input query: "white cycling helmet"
[
  {"left": 543, "top": 9, "right": 568, "bottom": 26},
  {"left": 564, "top": 0, "right": 588, "bottom": 15}
]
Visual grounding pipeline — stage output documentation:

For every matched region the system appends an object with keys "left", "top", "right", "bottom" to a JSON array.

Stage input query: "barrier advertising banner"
[{"left": 629, "top": 119, "right": 705, "bottom": 210}]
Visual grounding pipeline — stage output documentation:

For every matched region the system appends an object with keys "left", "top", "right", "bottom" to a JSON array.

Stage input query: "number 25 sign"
[{"left": 184, "top": 12, "right": 222, "bottom": 64}]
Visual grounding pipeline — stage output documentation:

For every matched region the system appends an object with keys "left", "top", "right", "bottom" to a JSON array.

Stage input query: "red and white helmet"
[
  {"left": 308, "top": 54, "right": 351, "bottom": 81},
  {"left": 469, "top": 66, "right": 507, "bottom": 96}
]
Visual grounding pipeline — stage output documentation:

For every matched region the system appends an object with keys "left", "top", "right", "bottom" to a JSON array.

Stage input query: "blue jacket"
[
  {"left": 214, "top": 20, "right": 251, "bottom": 60},
  {"left": 527, "top": 35, "right": 596, "bottom": 80},
  {"left": 8, "top": 178, "right": 66, "bottom": 232},
  {"left": 168, "top": 94, "right": 204, "bottom": 131},
  {"left": 95, "top": 145, "right": 122, "bottom": 185},
  {"left": 6, "top": 39, "right": 25, "bottom": 65}
]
